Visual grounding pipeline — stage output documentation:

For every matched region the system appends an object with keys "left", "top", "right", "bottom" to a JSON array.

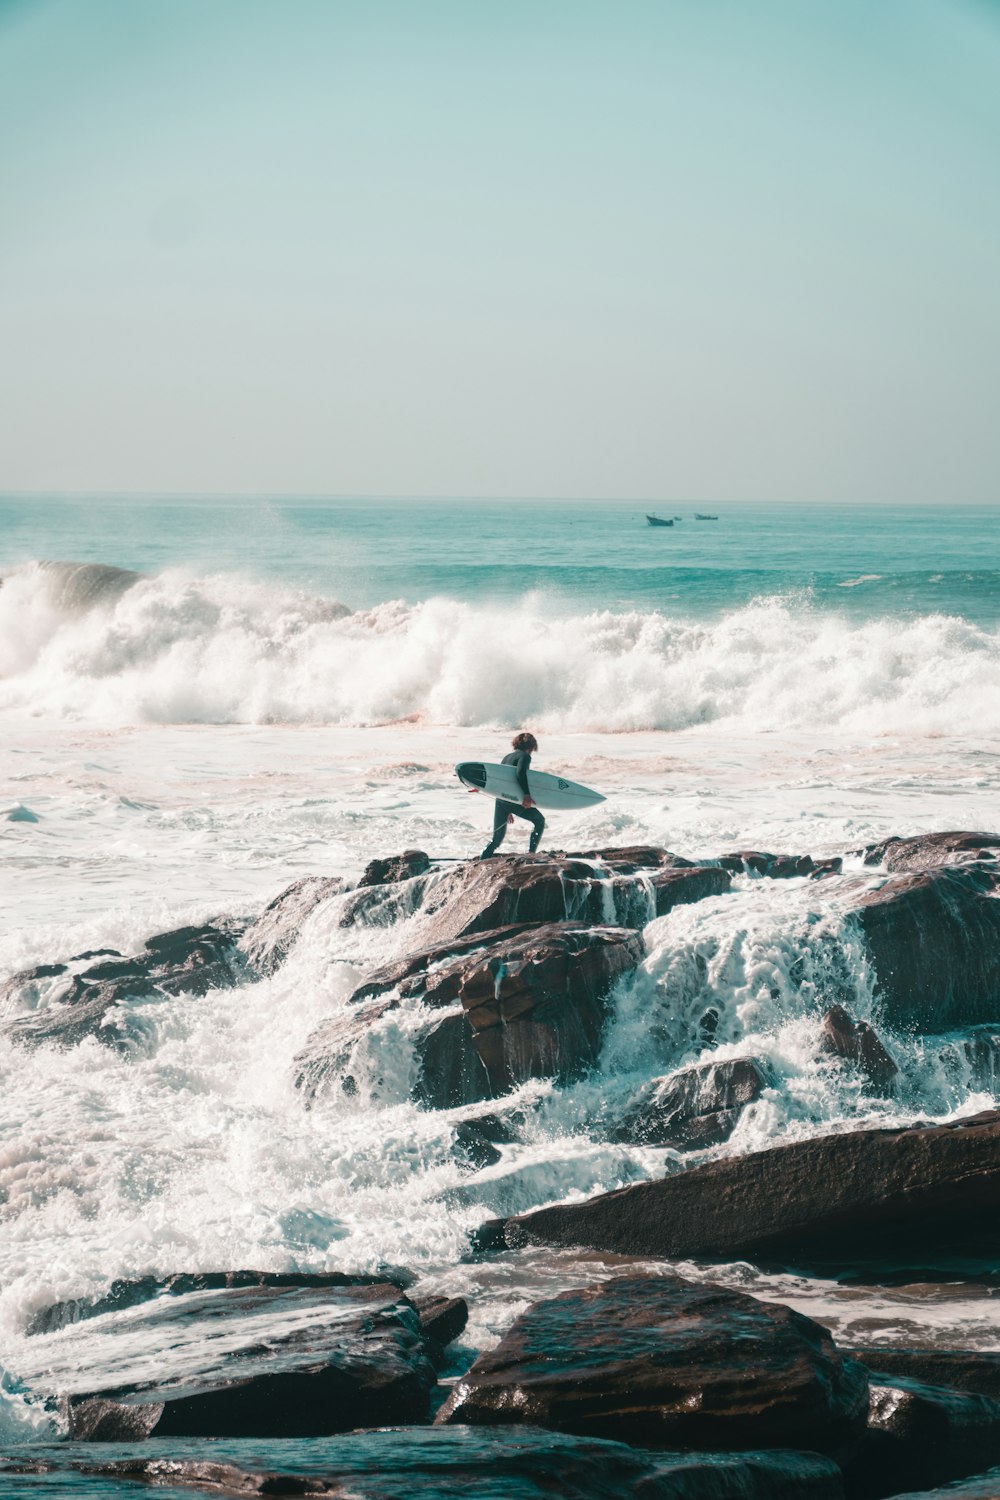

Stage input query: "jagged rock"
[
  {"left": 849, "top": 1349, "right": 1000, "bottom": 1403},
  {"left": 26, "top": 1269, "right": 410, "bottom": 1337},
  {"left": 437, "top": 1274, "right": 869, "bottom": 1454},
  {"left": 498, "top": 1112, "right": 1000, "bottom": 1270},
  {"left": 609, "top": 1057, "right": 775, "bottom": 1147},
  {"left": 1, "top": 924, "right": 246, "bottom": 1052},
  {"left": 844, "top": 1375, "right": 1000, "bottom": 1500},
  {"left": 19, "top": 1279, "right": 435, "bottom": 1439},
  {"left": 455, "top": 1108, "right": 528, "bottom": 1144},
  {"left": 719, "top": 850, "right": 843, "bottom": 879},
  {"left": 452, "top": 1122, "right": 503, "bottom": 1170},
  {"left": 295, "top": 924, "right": 643, "bottom": 1109},
  {"left": 0, "top": 1429, "right": 846, "bottom": 1500},
  {"left": 860, "top": 831, "right": 1000, "bottom": 873},
  {"left": 576, "top": 844, "right": 695, "bottom": 873},
  {"left": 819, "top": 1006, "right": 898, "bottom": 1092},
  {"left": 852, "top": 866, "right": 1000, "bottom": 1030},
  {"left": 412, "top": 1295, "right": 469, "bottom": 1355},
  {"left": 359, "top": 849, "right": 432, "bottom": 887},
  {"left": 239, "top": 875, "right": 344, "bottom": 975}
]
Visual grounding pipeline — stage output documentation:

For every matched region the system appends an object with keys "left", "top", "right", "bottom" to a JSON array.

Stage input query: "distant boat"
[
  {"left": 694, "top": 512, "right": 719, "bottom": 520},
  {"left": 646, "top": 514, "right": 674, "bottom": 527}
]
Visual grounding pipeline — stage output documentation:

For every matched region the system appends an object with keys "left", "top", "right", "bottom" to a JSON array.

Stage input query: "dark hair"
[{"left": 512, "top": 731, "right": 538, "bottom": 752}]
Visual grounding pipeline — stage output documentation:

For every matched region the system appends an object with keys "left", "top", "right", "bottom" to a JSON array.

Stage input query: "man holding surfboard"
[{"left": 480, "top": 732, "right": 545, "bottom": 858}]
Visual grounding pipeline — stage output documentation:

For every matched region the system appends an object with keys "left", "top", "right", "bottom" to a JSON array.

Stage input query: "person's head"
[{"left": 512, "top": 731, "right": 538, "bottom": 753}]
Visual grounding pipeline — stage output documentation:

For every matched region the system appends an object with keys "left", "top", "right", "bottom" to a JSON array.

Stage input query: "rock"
[
  {"left": 956, "top": 1026, "right": 1000, "bottom": 1091},
  {"left": 436, "top": 1273, "right": 869, "bottom": 1454},
  {"left": 0, "top": 1428, "right": 847, "bottom": 1500},
  {"left": 19, "top": 1279, "right": 436, "bottom": 1439},
  {"left": 719, "top": 850, "right": 843, "bottom": 879},
  {"left": 576, "top": 845, "right": 696, "bottom": 872},
  {"left": 239, "top": 875, "right": 344, "bottom": 975},
  {"left": 26, "top": 1268, "right": 411, "bottom": 1336},
  {"left": 295, "top": 924, "right": 644, "bottom": 1109},
  {"left": 609, "top": 1057, "right": 775, "bottom": 1148},
  {"left": 456, "top": 1108, "right": 528, "bottom": 1144},
  {"left": 849, "top": 1349, "right": 1000, "bottom": 1403},
  {"left": 819, "top": 1006, "right": 898, "bottom": 1092},
  {"left": 452, "top": 1122, "right": 503, "bottom": 1170},
  {"left": 1, "top": 923, "right": 246, "bottom": 1052},
  {"left": 852, "top": 866, "right": 1000, "bottom": 1030},
  {"left": 412, "top": 1295, "right": 469, "bottom": 1356},
  {"left": 500, "top": 1112, "right": 1000, "bottom": 1270},
  {"left": 359, "top": 849, "right": 432, "bottom": 887},
  {"left": 885, "top": 1468, "right": 1000, "bottom": 1499},
  {"left": 844, "top": 1375, "right": 1000, "bottom": 1500},
  {"left": 860, "top": 831, "right": 1000, "bottom": 873}
]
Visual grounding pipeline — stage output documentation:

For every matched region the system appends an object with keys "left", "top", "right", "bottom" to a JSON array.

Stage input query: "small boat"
[
  {"left": 694, "top": 513, "right": 719, "bottom": 520},
  {"left": 646, "top": 514, "right": 674, "bottom": 527}
]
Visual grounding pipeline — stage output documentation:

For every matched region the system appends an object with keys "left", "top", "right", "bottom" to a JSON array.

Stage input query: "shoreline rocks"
[{"left": 608, "top": 1056, "right": 775, "bottom": 1148}]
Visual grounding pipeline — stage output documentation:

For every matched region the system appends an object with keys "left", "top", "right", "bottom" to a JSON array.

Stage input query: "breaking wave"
[{"left": 2, "top": 558, "right": 999, "bottom": 733}]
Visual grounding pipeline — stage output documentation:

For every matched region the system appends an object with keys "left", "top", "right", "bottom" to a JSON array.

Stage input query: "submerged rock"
[
  {"left": 608, "top": 1056, "right": 775, "bottom": 1148},
  {"left": 719, "top": 850, "right": 843, "bottom": 879},
  {"left": 239, "top": 874, "right": 344, "bottom": 975},
  {"left": 499, "top": 1112, "right": 1000, "bottom": 1270},
  {"left": 849, "top": 1349, "right": 1000, "bottom": 1403},
  {"left": 852, "top": 865, "right": 1000, "bottom": 1030},
  {"left": 845, "top": 1375, "right": 1000, "bottom": 1500},
  {"left": 860, "top": 831, "right": 1000, "bottom": 873},
  {"left": 819, "top": 1005, "right": 898, "bottom": 1093},
  {"left": 437, "top": 1273, "right": 869, "bottom": 1454},
  {"left": 21, "top": 1280, "right": 436, "bottom": 1439},
  {"left": 1, "top": 923, "right": 246, "bottom": 1052},
  {"left": 295, "top": 923, "right": 643, "bottom": 1109}
]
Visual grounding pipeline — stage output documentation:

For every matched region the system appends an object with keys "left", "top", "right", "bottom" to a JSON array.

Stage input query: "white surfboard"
[{"left": 455, "top": 761, "right": 605, "bottom": 810}]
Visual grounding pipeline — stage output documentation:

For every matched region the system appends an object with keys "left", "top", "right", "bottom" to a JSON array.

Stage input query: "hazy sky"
[{"left": 2, "top": 0, "right": 999, "bottom": 501}]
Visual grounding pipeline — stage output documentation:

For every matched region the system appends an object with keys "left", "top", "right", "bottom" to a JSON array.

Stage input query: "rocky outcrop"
[
  {"left": 608, "top": 1056, "right": 775, "bottom": 1148},
  {"left": 0, "top": 1429, "right": 846, "bottom": 1500},
  {"left": 359, "top": 849, "right": 432, "bottom": 887},
  {"left": 1, "top": 924, "right": 246, "bottom": 1052},
  {"left": 239, "top": 875, "right": 344, "bottom": 975},
  {"left": 851, "top": 865, "right": 1000, "bottom": 1030},
  {"left": 295, "top": 923, "right": 644, "bottom": 1109},
  {"left": 719, "top": 850, "right": 843, "bottom": 879},
  {"left": 849, "top": 1349, "right": 1000, "bottom": 1403},
  {"left": 437, "top": 1273, "right": 869, "bottom": 1454},
  {"left": 819, "top": 1006, "right": 898, "bottom": 1093},
  {"left": 497, "top": 1112, "right": 1000, "bottom": 1269},
  {"left": 846, "top": 1375, "right": 1000, "bottom": 1500},
  {"left": 20, "top": 1279, "right": 436, "bottom": 1439},
  {"left": 860, "top": 831, "right": 1000, "bottom": 873}
]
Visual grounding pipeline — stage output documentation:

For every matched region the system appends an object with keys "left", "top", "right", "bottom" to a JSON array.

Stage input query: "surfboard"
[{"left": 455, "top": 761, "right": 605, "bottom": 810}]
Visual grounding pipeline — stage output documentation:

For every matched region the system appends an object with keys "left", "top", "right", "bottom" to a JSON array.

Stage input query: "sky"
[{"left": 1, "top": 0, "right": 999, "bottom": 503}]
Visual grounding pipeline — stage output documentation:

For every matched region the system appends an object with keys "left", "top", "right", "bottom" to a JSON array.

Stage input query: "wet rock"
[
  {"left": 719, "top": 850, "right": 843, "bottom": 879},
  {"left": 239, "top": 875, "right": 344, "bottom": 976},
  {"left": 849, "top": 1349, "right": 1000, "bottom": 1403},
  {"left": 456, "top": 1107, "right": 528, "bottom": 1144},
  {"left": 576, "top": 844, "right": 695, "bottom": 872},
  {"left": 500, "top": 1112, "right": 1000, "bottom": 1270},
  {"left": 1, "top": 924, "right": 246, "bottom": 1052},
  {"left": 295, "top": 924, "right": 643, "bottom": 1109},
  {"left": 27, "top": 1268, "right": 411, "bottom": 1337},
  {"left": 452, "top": 1121, "right": 503, "bottom": 1170},
  {"left": 338, "top": 870, "right": 435, "bottom": 929},
  {"left": 860, "top": 831, "right": 1000, "bottom": 873},
  {"left": 20, "top": 1280, "right": 436, "bottom": 1439},
  {"left": 957, "top": 1025, "right": 1000, "bottom": 1091},
  {"left": 609, "top": 1057, "right": 775, "bottom": 1148},
  {"left": 437, "top": 1273, "right": 869, "bottom": 1454},
  {"left": 852, "top": 865, "right": 1000, "bottom": 1030},
  {"left": 359, "top": 849, "right": 432, "bottom": 887},
  {"left": 0, "top": 1429, "right": 847, "bottom": 1500},
  {"left": 844, "top": 1375, "right": 1000, "bottom": 1500},
  {"left": 412, "top": 1295, "right": 469, "bottom": 1355},
  {"left": 819, "top": 1006, "right": 898, "bottom": 1093},
  {"left": 886, "top": 1467, "right": 1000, "bottom": 1499}
]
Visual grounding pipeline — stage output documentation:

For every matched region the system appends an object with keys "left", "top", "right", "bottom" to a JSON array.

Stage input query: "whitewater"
[{"left": 2, "top": 497, "right": 1000, "bottom": 1446}]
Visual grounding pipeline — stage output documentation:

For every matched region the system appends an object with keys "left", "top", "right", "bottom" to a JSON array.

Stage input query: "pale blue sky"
[{"left": 2, "top": 0, "right": 999, "bottom": 501}]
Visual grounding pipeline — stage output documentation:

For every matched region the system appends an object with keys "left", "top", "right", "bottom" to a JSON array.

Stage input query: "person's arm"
[{"left": 513, "top": 751, "right": 534, "bottom": 806}]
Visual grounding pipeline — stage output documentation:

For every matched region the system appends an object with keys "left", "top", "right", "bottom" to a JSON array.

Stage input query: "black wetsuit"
[{"left": 481, "top": 749, "right": 546, "bottom": 856}]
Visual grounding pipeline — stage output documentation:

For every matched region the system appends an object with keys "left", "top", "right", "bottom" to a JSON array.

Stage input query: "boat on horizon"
[
  {"left": 646, "top": 513, "right": 674, "bottom": 527},
  {"left": 694, "top": 512, "right": 719, "bottom": 520}
]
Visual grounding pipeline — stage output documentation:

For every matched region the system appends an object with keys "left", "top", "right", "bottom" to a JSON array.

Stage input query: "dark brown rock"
[
  {"left": 359, "top": 849, "right": 432, "bottom": 887},
  {"left": 719, "top": 850, "right": 843, "bottom": 879},
  {"left": 852, "top": 865, "right": 1000, "bottom": 1030},
  {"left": 860, "top": 831, "right": 1000, "bottom": 873},
  {"left": 239, "top": 875, "right": 344, "bottom": 975},
  {"left": 452, "top": 1122, "right": 503, "bottom": 1170},
  {"left": 609, "top": 1057, "right": 775, "bottom": 1147},
  {"left": 849, "top": 1349, "right": 1000, "bottom": 1403},
  {"left": 844, "top": 1375, "right": 1000, "bottom": 1500},
  {"left": 819, "top": 1006, "right": 898, "bottom": 1092},
  {"left": 501, "top": 1112, "right": 1000, "bottom": 1270},
  {"left": 413, "top": 1295, "right": 469, "bottom": 1352},
  {"left": 296, "top": 923, "right": 644, "bottom": 1109},
  {"left": 19, "top": 1280, "right": 436, "bottom": 1439},
  {"left": 436, "top": 1273, "right": 869, "bottom": 1454}
]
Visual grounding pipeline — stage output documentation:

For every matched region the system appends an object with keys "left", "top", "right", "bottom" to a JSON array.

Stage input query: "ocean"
[{"left": 1, "top": 494, "right": 999, "bottom": 1476}]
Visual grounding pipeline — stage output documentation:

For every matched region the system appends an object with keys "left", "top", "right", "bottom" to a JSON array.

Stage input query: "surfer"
[{"left": 480, "top": 732, "right": 546, "bottom": 858}]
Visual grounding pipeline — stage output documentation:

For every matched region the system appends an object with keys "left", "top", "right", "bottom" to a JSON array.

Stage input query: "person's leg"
[
  {"left": 481, "top": 800, "right": 513, "bottom": 858},
  {"left": 527, "top": 807, "right": 545, "bottom": 852}
]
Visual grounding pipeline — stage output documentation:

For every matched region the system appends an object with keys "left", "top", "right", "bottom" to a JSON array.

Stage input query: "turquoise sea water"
[{"left": 3, "top": 495, "right": 998, "bottom": 621}]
